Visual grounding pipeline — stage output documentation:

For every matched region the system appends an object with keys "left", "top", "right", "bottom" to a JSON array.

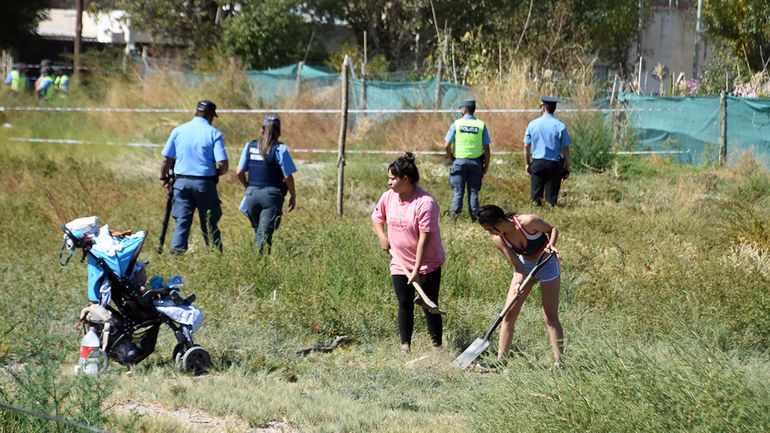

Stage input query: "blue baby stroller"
[{"left": 60, "top": 217, "right": 211, "bottom": 374}]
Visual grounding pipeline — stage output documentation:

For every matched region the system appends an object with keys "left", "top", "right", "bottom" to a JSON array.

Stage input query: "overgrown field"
[{"left": 1, "top": 78, "right": 770, "bottom": 432}]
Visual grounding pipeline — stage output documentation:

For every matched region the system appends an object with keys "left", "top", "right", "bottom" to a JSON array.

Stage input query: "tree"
[
  {"left": 704, "top": 0, "right": 770, "bottom": 72},
  {"left": 113, "top": 0, "right": 222, "bottom": 57},
  {"left": 220, "top": 0, "right": 314, "bottom": 70},
  {"left": 0, "top": 0, "right": 49, "bottom": 50}
]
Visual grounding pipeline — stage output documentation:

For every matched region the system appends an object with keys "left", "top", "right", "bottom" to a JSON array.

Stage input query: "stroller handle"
[{"left": 59, "top": 224, "right": 89, "bottom": 266}]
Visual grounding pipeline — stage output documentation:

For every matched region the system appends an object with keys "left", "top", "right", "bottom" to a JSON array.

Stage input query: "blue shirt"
[
  {"left": 37, "top": 76, "right": 52, "bottom": 92},
  {"left": 4, "top": 73, "right": 11, "bottom": 85},
  {"left": 524, "top": 113, "right": 571, "bottom": 161},
  {"left": 444, "top": 114, "right": 491, "bottom": 145},
  {"left": 162, "top": 117, "right": 227, "bottom": 177},
  {"left": 238, "top": 142, "right": 297, "bottom": 177}
]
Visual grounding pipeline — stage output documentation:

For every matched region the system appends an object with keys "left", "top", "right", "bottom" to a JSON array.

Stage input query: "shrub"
[{"left": 567, "top": 113, "right": 614, "bottom": 172}]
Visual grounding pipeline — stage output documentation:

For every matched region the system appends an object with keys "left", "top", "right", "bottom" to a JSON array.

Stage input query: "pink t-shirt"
[{"left": 372, "top": 187, "right": 446, "bottom": 275}]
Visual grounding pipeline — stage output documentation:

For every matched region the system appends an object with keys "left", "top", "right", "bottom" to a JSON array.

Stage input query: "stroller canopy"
[{"left": 86, "top": 226, "right": 146, "bottom": 302}]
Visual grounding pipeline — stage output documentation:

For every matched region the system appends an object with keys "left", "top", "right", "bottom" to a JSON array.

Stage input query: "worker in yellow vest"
[
  {"left": 4, "top": 63, "right": 27, "bottom": 94},
  {"left": 36, "top": 67, "right": 55, "bottom": 101},
  {"left": 443, "top": 99, "right": 491, "bottom": 222}
]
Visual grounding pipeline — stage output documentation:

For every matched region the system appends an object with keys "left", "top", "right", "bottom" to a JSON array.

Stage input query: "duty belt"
[{"left": 175, "top": 174, "right": 218, "bottom": 181}]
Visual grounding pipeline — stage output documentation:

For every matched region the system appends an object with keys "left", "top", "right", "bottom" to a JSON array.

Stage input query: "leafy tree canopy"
[
  {"left": 704, "top": 0, "right": 770, "bottom": 72},
  {"left": 220, "top": 0, "right": 314, "bottom": 70},
  {"left": 0, "top": 0, "right": 49, "bottom": 50}
]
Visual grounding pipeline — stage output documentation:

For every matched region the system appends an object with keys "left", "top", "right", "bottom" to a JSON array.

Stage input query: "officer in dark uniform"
[
  {"left": 236, "top": 115, "right": 297, "bottom": 254},
  {"left": 159, "top": 100, "right": 228, "bottom": 254},
  {"left": 524, "top": 96, "right": 571, "bottom": 206},
  {"left": 443, "top": 99, "right": 491, "bottom": 221}
]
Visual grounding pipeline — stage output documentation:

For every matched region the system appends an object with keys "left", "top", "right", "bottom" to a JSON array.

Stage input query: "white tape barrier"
[
  {"left": 10, "top": 137, "right": 160, "bottom": 148},
  {"left": 0, "top": 106, "right": 671, "bottom": 114},
  {"left": 8, "top": 137, "right": 690, "bottom": 156}
]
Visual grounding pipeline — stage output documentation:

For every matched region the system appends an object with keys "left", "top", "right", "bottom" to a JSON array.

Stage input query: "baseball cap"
[
  {"left": 196, "top": 100, "right": 218, "bottom": 117},
  {"left": 262, "top": 115, "right": 281, "bottom": 128}
]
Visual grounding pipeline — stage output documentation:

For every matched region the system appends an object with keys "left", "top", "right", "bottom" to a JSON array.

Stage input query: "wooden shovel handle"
[{"left": 389, "top": 249, "right": 439, "bottom": 310}]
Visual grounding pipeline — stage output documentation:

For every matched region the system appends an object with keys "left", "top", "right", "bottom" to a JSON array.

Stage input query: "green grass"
[{"left": 0, "top": 107, "right": 769, "bottom": 432}]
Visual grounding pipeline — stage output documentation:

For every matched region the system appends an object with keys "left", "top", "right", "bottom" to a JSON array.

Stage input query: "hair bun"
[{"left": 403, "top": 152, "right": 416, "bottom": 162}]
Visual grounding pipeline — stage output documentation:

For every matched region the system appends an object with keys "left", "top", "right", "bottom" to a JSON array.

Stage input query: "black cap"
[
  {"left": 196, "top": 100, "right": 217, "bottom": 117},
  {"left": 262, "top": 115, "right": 281, "bottom": 128},
  {"left": 459, "top": 99, "right": 476, "bottom": 109}
]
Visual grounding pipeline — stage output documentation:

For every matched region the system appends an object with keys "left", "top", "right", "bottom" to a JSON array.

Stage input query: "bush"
[{"left": 567, "top": 114, "right": 614, "bottom": 172}]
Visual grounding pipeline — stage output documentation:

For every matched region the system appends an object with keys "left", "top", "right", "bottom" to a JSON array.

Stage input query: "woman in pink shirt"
[{"left": 372, "top": 153, "right": 446, "bottom": 354}]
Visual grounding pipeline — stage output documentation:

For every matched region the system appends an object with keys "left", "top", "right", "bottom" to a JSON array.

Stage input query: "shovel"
[
  {"left": 453, "top": 251, "right": 553, "bottom": 370},
  {"left": 390, "top": 249, "right": 446, "bottom": 315}
]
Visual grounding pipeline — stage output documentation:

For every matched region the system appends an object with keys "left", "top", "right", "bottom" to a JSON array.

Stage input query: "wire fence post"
[
  {"left": 719, "top": 91, "right": 727, "bottom": 165},
  {"left": 295, "top": 61, "right": 304, "bottom": 99},
  {"left": 362, "top": 31, "right": 367, "bottom": 115},
  {"left": 434, "top": 60, "right": 443, "bottom": 110},
  {"left": 337, "top": 55, "right": 350, "bottom": 216}
]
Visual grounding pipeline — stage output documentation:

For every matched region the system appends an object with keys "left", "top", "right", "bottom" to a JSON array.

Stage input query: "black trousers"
[
  {"left": 530, "top": 159, "right": 563, "bottom": 206},
  {"left": 391, "top": 267, "right": 442, "bottom": 347}
]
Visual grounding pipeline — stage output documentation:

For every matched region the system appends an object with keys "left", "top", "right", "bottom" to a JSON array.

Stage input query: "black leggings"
[{"left": 391, "top": 267, "right": 442, "bottom": 347}]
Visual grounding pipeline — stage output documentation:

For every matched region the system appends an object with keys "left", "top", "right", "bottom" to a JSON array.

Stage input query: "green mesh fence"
[
  {"left": 605, "top": 93, "right": 770, "bottom": 165},
  {"left": 243, "top": 62, "right": 473, "bottom": 109}
]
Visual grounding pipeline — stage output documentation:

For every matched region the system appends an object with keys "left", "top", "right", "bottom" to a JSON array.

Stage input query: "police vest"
[
  {"left": 59, "top": 75, "right": 70, "bottom": 92},
  {"left": 453, "top": 118, "right": 485, "bottom": 159},
  {"left": 10, "top": 70, "right": 23, "bottom": 91},
  {"left": 247, "top": 141, "right": 285, "bottom": 190}
]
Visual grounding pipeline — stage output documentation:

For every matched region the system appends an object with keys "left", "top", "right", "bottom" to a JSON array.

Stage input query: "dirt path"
[{"left": 111, "top": 400, "right": 297, "bottom": 433}]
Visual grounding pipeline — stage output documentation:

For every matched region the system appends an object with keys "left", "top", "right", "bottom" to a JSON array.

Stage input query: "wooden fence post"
[
  {"left": 295, "top": 61, "right": 304, "bottom": 99},
  {"left": 719, "top": 91, "right": 727, "bottom": 165},
  {"left": 434, "top": 60, "right": 443, "bottom": 110},
  {"left": 361, "top": 31, "right": 367, "bottom": 114},
  {"left": 337, "top": 55, "right": 350, "bottom": 216}
]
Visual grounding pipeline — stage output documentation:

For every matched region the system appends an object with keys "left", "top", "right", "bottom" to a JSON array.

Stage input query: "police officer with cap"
[
  {"left": 443, "top": 99, "right": 491, "bottom": 221},
  {"left": 524, "top": 96, "right": 571, "bottom": 206},
  {"left": 236, "top": 115, "right": 298, "bottom": 254},
  {"left": 159, "top": 100, "right": 228, "bottom": 254}
]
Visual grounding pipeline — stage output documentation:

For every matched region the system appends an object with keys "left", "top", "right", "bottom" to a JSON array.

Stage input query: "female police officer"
[{"left": 236, "top": 115, "right": 297, "bottom": 254}]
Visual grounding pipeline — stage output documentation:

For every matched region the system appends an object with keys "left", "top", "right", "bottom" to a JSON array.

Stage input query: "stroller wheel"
[
  {"left": 182, "top": 346, "right": 211, "bottom": 375},
  {"left": 172, "top": 343, "right": 188, "bottom": 365}
]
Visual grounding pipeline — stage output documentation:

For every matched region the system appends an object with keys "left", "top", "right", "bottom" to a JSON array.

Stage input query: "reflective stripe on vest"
[
  {"left": 453, "top": 118, "right": 484, "bottom": 159},
  {"left": 247, "top": 141, "right": 284, "bottom": 188}
]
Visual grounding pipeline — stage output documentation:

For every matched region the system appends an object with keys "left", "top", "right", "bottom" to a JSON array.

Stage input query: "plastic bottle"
[{"left": 77, "top": 327, "right": 101, "bottom": 375}]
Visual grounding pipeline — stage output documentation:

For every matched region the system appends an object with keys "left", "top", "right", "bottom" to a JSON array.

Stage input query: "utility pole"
[
  {"left": 692, "top": 0, "right": 704, "bottom": 79},
  {"left": 74, "top": 0, "right": 83, "bottom": 83}
]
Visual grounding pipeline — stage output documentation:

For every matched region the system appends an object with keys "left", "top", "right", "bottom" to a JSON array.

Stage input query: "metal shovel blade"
[
  {"left": 453, "top": 338, "right": 490, "bottom": 370},
  {"left": 414, "top": 296, "right": 446, "bottom": 315}
]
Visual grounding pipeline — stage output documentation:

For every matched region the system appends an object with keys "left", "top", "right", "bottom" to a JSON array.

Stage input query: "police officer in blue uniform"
[
  {"left": 159, "top": 100, "right": 228, "bottom": 254},
  {"left": 236, "top": 115, "right": 297, "bottom": 254},
  {"left": 443, "top": 99, "right": 491, "bottom": 221},
  {"left": 524, "top": 96, "right": 571, "bottom": 206}
]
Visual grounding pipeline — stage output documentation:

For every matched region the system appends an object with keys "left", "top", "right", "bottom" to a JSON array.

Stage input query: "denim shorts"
[{"left": 519, "top": 254, "right": 561, "bottom": 282}]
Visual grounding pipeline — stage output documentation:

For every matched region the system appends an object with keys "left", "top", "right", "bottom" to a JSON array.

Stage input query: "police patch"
[{"left": 458, "top": 125, "right": 480, "bottom": 134}]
